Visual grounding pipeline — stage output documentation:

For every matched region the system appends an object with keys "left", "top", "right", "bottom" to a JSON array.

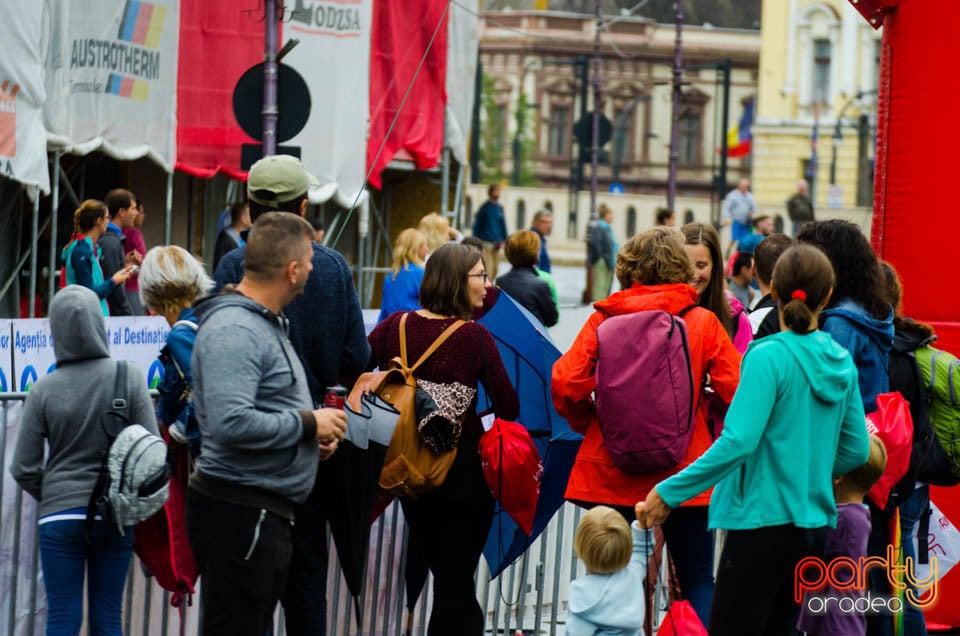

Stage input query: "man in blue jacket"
[
  {"left": 471, "top": 183, "right": 507, "bottom": 280},
  {"left": 214, "top": 155, "right": 370, "bottom": 636}
]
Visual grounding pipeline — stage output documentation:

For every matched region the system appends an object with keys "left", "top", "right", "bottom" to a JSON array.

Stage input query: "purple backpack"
[{"left": 595, "top": 305, "right": 700, "bottom": 474}]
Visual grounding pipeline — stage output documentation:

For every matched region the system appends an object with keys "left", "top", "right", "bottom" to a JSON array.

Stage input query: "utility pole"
[
  {"left": 581, "top": 2, "right": 602, "bottom": 305},
  {"left": 262, "top": 0, "right": 278, "bottom": 157},
  {"left": 666, "top": 0, "right": 684, "bottom": 211},
  {"left": 716, "top": 59, "right": 731, "bottom": 225},
  {"left": 589, "top": 1, "right": 602, "bottom": 222}
]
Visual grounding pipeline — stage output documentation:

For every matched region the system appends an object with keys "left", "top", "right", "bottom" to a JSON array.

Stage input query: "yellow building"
[{"left": 752, "top": 0, "right": 880, "bottom": 219}]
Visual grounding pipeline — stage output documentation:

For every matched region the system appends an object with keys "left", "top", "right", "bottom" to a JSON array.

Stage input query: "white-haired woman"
[{"left": 139, "top": 245, "right": 213, "bottom": 449}]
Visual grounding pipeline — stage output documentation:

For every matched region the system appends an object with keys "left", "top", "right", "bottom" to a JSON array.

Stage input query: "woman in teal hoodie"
[
  {"left": 636, "top": 245, "right": 870, "bottom": 635},
  {"left": 61, "top": 200, "right": 135, "bottom": 317}
]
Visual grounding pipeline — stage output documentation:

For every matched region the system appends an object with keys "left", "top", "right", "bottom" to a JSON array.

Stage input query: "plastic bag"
[{"left": 866, "top": 391, "right": 914, "bottom": 509}]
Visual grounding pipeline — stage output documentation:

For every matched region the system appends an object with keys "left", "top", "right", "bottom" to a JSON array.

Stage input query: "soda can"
[{"left": 324, "top": 385, "right": 347, "bottom": 409}]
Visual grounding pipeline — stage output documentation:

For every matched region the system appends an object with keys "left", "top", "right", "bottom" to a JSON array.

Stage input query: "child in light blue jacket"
[{"left": 567, "top": 506, "right": 653, "bottom": 636}]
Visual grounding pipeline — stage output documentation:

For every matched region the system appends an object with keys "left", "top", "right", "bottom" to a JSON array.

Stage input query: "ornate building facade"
[
  {"left": 477, "top": 9, "right": 760, "bottom": 238},
  {"left": 752, "top": 0, "right": 881, "bottom": 215}
]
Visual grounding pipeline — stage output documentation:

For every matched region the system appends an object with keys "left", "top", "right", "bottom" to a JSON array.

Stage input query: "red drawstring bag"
[
  {"left": 656, "top": 599, "right": 708, "bottom": 635},
  {"left": 134, "top": 435, "right": 197, "bottom": 608},
  {"left": 478, "top": 418, "right": 542, "bottom": 535},
  {"left": 865, "top": 391, "right": 913, "bottom": 510}
]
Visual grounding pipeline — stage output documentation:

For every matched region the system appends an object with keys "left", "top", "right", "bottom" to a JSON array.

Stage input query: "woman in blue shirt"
[
  {"left": 61, "top": 200, "right": 135, "bottom": 316},
  {"left": 379, "top": 228, "right": 428, "bottom": 322}
]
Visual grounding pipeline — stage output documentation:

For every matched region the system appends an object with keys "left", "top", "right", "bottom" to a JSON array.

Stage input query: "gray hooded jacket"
[
  {"left": 11, "top": 286, "right": 158, "bottom": 518},
  {"left": 190, "top": 292, "right": 318, "bottom": 512}
]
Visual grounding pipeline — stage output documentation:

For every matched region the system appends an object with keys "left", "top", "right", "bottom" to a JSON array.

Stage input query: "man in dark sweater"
[
  {"left": 214, "top": 155, "right": 370, "bottom": 635},
  {"left": 748, "top": 234, "right": 795, "bottom": 339},
  {"left": 471, "top": 183, "right": 507, "bottom": 280},
  {"left": 99, "top": 189, "right": 142, "bottom": 315}
]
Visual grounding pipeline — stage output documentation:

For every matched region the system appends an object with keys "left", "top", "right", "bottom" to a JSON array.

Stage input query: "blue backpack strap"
[{"left": 172, "top": 320, "right": 198, "bottom": 331}]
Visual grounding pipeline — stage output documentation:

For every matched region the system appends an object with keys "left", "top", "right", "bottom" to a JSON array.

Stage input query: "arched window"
[
  {"left": 626, "top": 206, "right": 637, "bottom": 238},
  {"left": 464, "top": 196, "right": 473, "bottom": 228},
  {"left": 774, "top": 214, "right": 785, "bottom": 234},
  {"left": 516, "top": 199, "right": 526, "bottom": 231},
  {"left": 683, "top": 209, "right": 695, "bottom": 224},
  {"left": 795, "top": 4, "right": 840, "bottom": 109}
]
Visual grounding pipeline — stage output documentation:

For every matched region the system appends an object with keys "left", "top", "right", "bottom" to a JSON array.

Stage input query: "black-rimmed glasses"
[{"left": 467, "top": 272, "right": 489, "bottom": 282}]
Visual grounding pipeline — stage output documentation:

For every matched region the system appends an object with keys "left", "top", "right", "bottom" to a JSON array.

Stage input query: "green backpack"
[{"left": 915, "top": 346, "right": 960, "bottom": 479}]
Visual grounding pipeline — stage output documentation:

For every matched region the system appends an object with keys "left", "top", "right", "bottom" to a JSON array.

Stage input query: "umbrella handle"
[{"left": 406, "top": 610, "right": 414, "bottom": 636}]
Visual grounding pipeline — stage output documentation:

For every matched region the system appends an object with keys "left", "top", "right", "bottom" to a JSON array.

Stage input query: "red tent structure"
[{"left": 851, "top": 0, "right": 960, "bottom": 625}]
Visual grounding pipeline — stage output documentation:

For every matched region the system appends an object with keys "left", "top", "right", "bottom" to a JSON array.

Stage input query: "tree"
[
  {"left": 480, "top": 74, "right": 506, "bottom": 183},
  {"left": 512, "top": 91, "right": 539, "bottom": 187}
]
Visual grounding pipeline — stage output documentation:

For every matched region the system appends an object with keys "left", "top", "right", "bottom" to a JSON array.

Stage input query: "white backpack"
[{"left": 87, "top": 362, "right": 169, "bottom": 542}]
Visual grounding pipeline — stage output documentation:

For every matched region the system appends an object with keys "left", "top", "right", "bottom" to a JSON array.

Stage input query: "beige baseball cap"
[{"left": 247, "top": 155, "right": 319, "bottom": 207}]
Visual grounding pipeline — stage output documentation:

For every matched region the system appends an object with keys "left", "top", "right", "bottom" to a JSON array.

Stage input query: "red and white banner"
[{"left": 0, "top": 1, "right": 49, "bottom": 194}]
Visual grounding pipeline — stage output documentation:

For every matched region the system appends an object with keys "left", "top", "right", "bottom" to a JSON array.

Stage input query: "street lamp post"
[
  {"left": 830, "top": 89, "right": 877, "bottom": 185},
  {"left": 666, "top": 0, "right": 685, "bottom": 211}
]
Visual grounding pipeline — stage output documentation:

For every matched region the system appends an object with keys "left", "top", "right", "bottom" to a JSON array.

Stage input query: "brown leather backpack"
[{"left": 349, "top": 313, "right": 465, "bottom": 498}]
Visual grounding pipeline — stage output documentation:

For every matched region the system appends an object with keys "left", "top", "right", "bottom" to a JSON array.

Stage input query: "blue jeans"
[
  {"left": 662, "top": 506, "right": 715, "bottom": 627},
  {"left": 39, "top": 516, "right": 133, "bottom": 636},
  {"left": 899, "top": 486, "right": 930, "bottom": 636}
]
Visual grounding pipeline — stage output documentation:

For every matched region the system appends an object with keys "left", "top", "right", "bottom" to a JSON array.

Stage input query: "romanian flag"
[
  {"left": 726, "top": 97, "right": 754, "bottom": 158},
  {"left": 118, "top": 1, "right": 168, "bottom": 48}
]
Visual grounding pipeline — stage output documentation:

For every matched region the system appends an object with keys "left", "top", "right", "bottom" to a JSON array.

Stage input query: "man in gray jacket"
[{"left": 188, "top": 212, "right": 347, "bottom": 635}]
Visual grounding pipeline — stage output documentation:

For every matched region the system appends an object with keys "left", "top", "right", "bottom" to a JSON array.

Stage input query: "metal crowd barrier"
[{"left": 0, "top": 393, "right": 601, "bottom": 636}]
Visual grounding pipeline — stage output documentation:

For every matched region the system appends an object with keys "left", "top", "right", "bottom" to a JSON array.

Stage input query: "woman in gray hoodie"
[{"left": 11, "top": 286, "right": 158, "bottom": 636}]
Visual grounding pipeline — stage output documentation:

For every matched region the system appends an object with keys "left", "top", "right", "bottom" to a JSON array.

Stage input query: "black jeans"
[
  {"left": 709, "top": 524, "right": 827, "bottom": 636},
  {"left": 187, "top": 489, "right": 294, "bottom": 636},
  {"left": 400, "top": 433, "right": 494, "bottom": 636}
]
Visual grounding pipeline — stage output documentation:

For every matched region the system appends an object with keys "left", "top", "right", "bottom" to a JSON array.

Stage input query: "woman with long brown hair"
[
  {"left": 366, "top": 243, "right": 519, "bottom": 635},
  {"left": 681, "top": 222, "right": 752, "bottom": 353}
]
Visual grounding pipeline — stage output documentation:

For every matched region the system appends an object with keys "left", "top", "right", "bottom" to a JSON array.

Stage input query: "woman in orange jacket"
[{"left": 552, "top": 227, "right": 741, "bottom": 625}]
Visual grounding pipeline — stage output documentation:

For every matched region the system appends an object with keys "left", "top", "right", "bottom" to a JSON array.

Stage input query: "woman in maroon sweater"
[{"left": 368, "top": 243, "right": 519, "bottom": 636}]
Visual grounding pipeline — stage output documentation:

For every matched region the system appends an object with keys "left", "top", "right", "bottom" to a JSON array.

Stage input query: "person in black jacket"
[
  {"left": 747, "top": 234, "right": 795, "bottom": 339},
  {"left": 496, "top": 230, "right": 559, "bottom": 327},
  {"left": 212, "top": 202, "right": 251, "bottom": 271},
  {"left": 99, "top": 189, "right": 142, "bottom": 315}
]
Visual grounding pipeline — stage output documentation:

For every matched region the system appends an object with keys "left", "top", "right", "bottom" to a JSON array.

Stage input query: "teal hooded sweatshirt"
[{"left": 657, "top": 330, "right": 870, "bottom": 530}]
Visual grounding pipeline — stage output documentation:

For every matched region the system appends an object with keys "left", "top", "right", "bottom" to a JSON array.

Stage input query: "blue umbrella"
[{"left": 477, "top": 291, "right": 583, "bottom": 578}]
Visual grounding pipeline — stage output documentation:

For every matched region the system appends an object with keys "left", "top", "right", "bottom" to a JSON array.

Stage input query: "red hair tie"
[{"left": 791, "top": 289, "right": 807, "bottom": 302}]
